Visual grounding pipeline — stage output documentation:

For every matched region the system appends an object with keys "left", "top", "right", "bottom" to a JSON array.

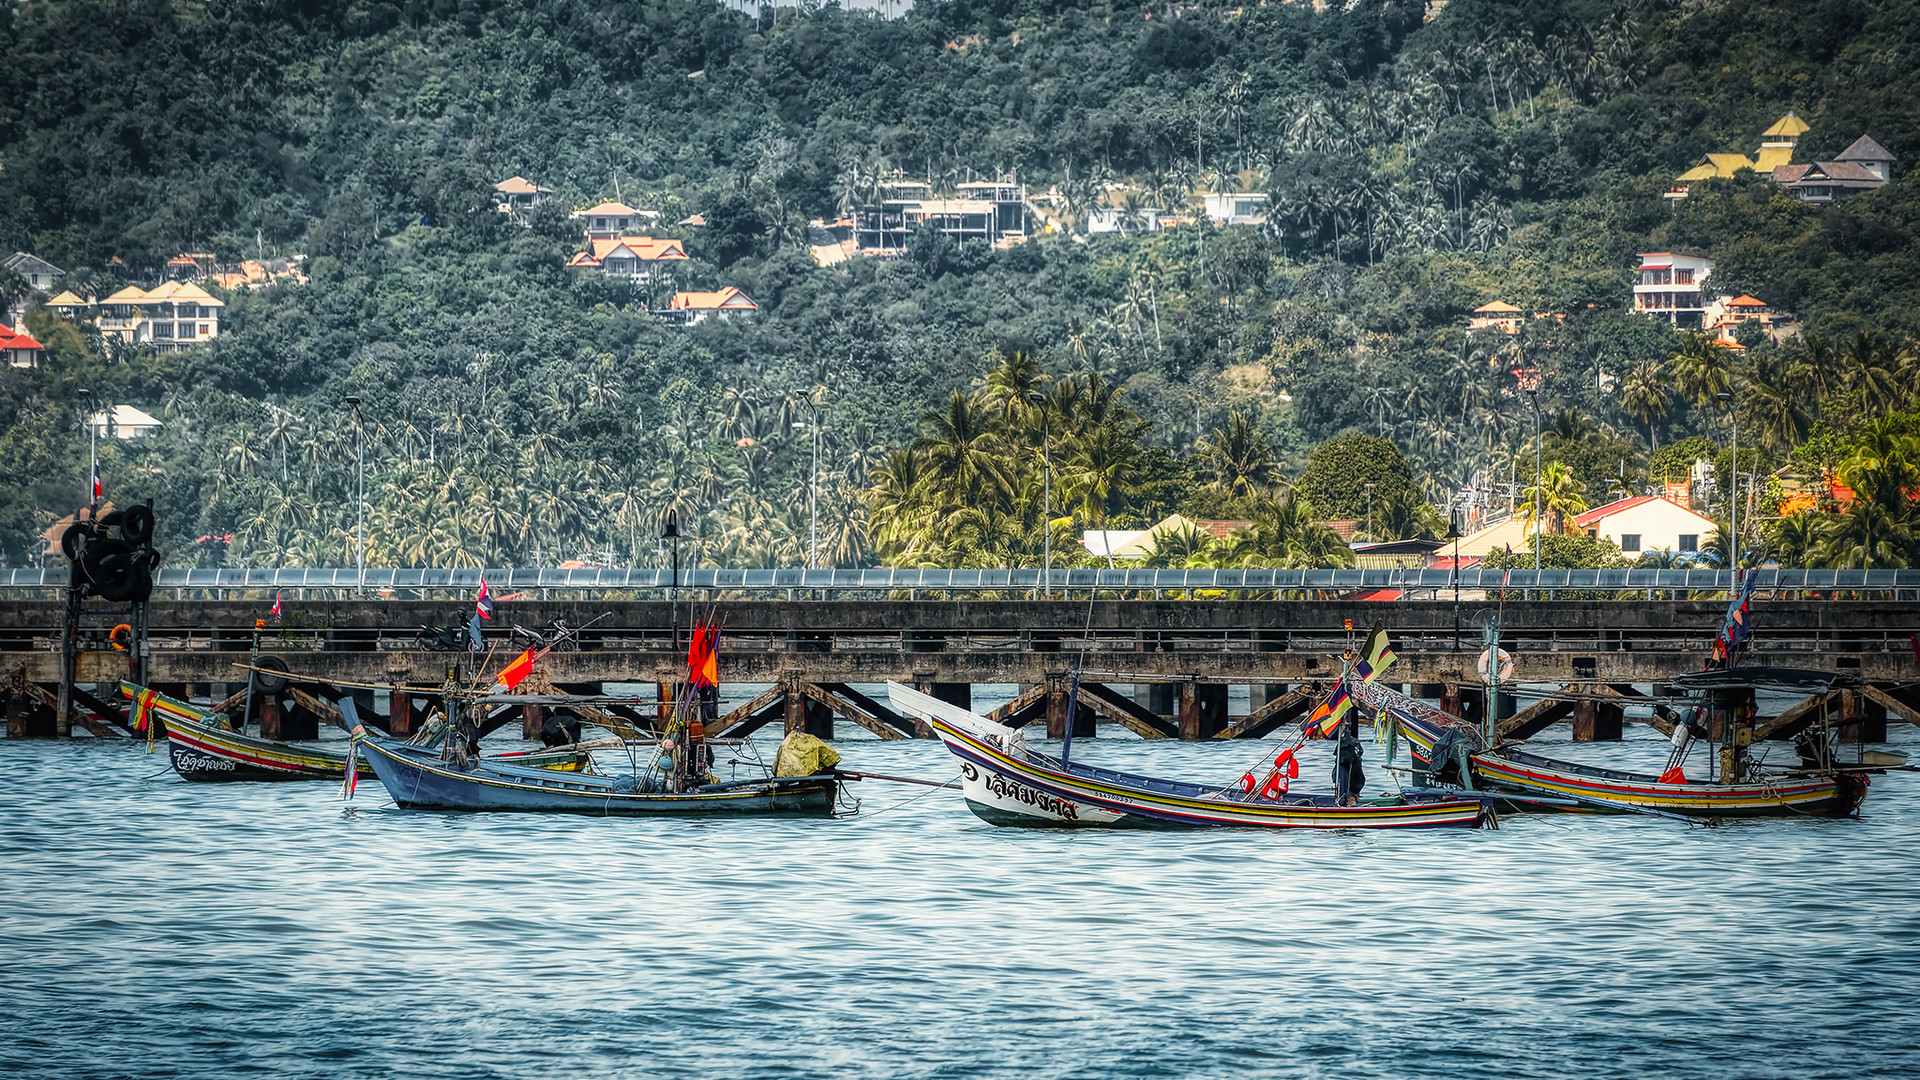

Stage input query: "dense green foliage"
[{"left": 2, "top": 0, "right": 1919, "bottom": 571}]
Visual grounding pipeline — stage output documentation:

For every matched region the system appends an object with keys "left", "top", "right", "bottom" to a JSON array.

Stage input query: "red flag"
[
  {"left": 92, "top": 460, "right": 102, "bottom": 502},
  {"left": 270, "top": 592, "right": 282, "bottom": 622},
  {"left": 687, "top": 624, "right": 720, "bottom": 688},
  {"left": 1911, "top": 633, "right": 1919, "bottom": 665}
]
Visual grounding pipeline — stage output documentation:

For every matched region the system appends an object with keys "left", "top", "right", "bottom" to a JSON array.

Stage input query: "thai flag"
[
  {"left": 475, "top": 577, "right": 493, "bottom": 620},
  {"left": 92, "top": 460, "right": 102, "bottom": 502},
  {"left": 271, "top": 592, "right": 282, "bottom": 622}
]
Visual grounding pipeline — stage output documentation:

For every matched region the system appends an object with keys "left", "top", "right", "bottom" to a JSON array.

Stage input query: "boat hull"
[
  {"left": 1471, "top": 749, "right": 1864, "bottom": 818},
  {"left": 357, "top": 737, "right": 838, "bottom": 817},
  {"left": 1368, "top": 683, "right": 1865, "bottom": 819},
  {"left": 932, "top": 716, "right": 1485, "bottom": 830},
  {"left": 123, "top": 682, "right": 582, "bottom": 782}
]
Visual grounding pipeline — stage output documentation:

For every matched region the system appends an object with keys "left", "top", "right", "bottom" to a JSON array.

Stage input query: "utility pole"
[
  {"left": 1718, "top": 391, "right": 1738, "bottom": 575},
  {"left": 345, "top": 395, "right": 365, "bottom": 594},
  {"left": 1525, "top": 385, "right": 1541, "bottom": 596}
]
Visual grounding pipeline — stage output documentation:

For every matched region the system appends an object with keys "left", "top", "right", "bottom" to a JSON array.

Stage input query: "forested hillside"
[{"left": 1, "top": 0, "right": 1917, "bottom": 572}]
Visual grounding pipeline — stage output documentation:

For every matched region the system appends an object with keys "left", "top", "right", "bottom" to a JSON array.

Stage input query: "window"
[
  {"left": 1675, "top": 269, "right": 1694, "bottom": 285},
  {"left": 177, "top": 303, "right": 198, "bottom": 318},
  {"left": 1620, "top": 534, "right": 1642, "bottom": 552},
  {"left": 153, "top": 322, "right": 173, "bottom": 339},
  {"left": 200, "top": 323, "right": 212, "bottom": 337},
  {"left": 1677, "top": 533, "right": 1699, "bottom": 551}
]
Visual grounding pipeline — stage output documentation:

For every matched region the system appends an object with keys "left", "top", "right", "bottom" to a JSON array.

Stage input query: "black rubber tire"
[
  {"left": 254, "top": 657, "right": 290, "bottom": 693},
  {"left": 121, "top": 505, "right": 155, "bottom": 547},
  {"left": 61, "top": 523, "right": 93, "bottom": 562}
]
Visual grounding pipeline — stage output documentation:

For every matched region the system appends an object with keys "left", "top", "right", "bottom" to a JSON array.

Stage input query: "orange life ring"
[{"left": 109, "top": 623, "right": 133, "bottom": 651}]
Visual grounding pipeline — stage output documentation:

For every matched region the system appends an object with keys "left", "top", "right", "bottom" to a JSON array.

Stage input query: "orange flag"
[{"left": 492, "top": 648, "right": 541, "bottom": 693}]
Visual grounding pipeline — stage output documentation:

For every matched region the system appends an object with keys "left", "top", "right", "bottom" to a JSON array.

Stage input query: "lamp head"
[
  {"left": 344, "top": 394, "right": 361, "bottom": 407},
  {"left": 660, "top": 509, "right": 680, "bottom": 540},
  {"left": 78, "top": 388, "right": 91, "bottom": 399}
]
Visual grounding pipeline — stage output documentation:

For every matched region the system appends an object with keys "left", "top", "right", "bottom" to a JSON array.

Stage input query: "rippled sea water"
[{"left": 3, "top": 718, "right": 1917, "bottom": 1080}]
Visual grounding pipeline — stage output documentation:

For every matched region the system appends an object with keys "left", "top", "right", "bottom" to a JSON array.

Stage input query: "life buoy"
[{"left": 109, "top": 623, "right": 133, "bottom": 650}]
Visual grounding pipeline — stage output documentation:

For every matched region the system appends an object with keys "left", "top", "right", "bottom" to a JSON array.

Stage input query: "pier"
[{"left": 2, "top": 595, "right": 1914, "bottom": 744}]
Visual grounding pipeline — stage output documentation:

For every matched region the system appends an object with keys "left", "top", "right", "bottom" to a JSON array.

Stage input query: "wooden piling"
[{"left": 1570, "top": 698, "right": 1624, "bottom": 742}]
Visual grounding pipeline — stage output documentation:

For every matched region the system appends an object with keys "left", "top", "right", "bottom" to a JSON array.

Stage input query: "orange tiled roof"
[{"left": 668, "top": 287, "right": 756, "bottom": 311}]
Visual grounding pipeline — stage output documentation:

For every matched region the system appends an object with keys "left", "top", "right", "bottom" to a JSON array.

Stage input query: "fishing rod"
[{"left": 833, "top": 770, "right": 960, "bottom": 790}]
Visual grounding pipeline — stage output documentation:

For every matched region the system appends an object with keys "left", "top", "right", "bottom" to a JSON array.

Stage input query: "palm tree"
[
  {"left": 1668, "top": 332, "right": 1729, "bottom": 408},
  {"left": 915, "top": 391, "right": 1011, "bottom": 509},
  {"left": 981, "top": 351, "right": 1049, "bottom": 423},
  {"left": 1814, "top": 500, "right": 1912, "bottom": 569},
  {"left": 1520, "top": 461, "right": 1588, "bottom": 535},
  {"left": 1618, "top": 359, "right": 1670, "bottom": 451},
  {"left": 1766, "top": 512, "right": 1821, "bottom": 569},
  {"left": 1195, "top": 411, "right": 1282, "bottom": 498}
]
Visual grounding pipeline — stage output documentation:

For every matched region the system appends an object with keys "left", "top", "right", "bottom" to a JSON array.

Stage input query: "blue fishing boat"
[{"left": 338, "top": 677, "right": 840, "bottom": 818}]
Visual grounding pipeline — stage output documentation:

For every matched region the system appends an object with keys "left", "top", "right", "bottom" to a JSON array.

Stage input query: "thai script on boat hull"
[{"left": 963, "top": 762, "right": 1080, "bottom": 820}]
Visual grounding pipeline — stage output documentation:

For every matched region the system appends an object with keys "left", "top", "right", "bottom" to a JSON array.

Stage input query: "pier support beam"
[
  {"left": 1178, "top": 681, "right": 1228, "bottom": 740},
  {"left": 1571, "top": 698, "right": 1624, "bottom": 742}
]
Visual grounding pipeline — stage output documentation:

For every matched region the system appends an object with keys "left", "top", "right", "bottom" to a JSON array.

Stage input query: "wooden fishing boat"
[
  {"left": 888, "top": 682, "right": 1492, "bottom": 830},
  {"left": 1356, "top": 678, "right": 1868, "bottom": 820},
  {"left": 121, "top": 682, "right": 588, "bottom": 782},
  {"left": 340, "top": 698, "right": 839, "bottom": 817}
]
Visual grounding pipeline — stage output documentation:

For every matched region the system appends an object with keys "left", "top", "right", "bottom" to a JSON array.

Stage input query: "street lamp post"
[
  {"left": 1447, "top": 514, "right": 1462, "bottom": 651},
  {"left": 795, "top": 391, "right": 827, "bottom": 574},
  {"left": 1028, "top": 390, "right": 1051, "bottom": 599},
  {"left": 1525, "top": 385, "right": 1541, "bottom": 593},
  {"left": 1717, "top": 390, "right": 1737, "bottom": 574},
  {"left": 345, "top": 395, "right": 365, "bottom": 594},
  {"left": 661, "top": 509, "right": 681, "bottom": 652}
]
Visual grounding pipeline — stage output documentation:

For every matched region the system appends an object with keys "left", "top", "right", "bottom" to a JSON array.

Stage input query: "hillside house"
[
  {"left": 1666, "top": 112, "right": 1805, "bottom": 200},
  {"left": 573, "top": 201, "right": 656, "bottom": 239},
  {"left": 853, "top": 177, "right": 1029, "bottom": 253},
  {"left": 165, "top": 253, "right": 218, "bottom": 280},
  {"left": 1633, "top": 252, "right": 1714, "bottom": 328},
  {"left": 3, "top": 252, "right": 64, "bottom": 293},
  {"left": 566, "top": 237, "right": 689, "bottom": 280},
  {"left": 1708, "top": 294, "right": 1786, "bottom": 343},
  {"left": 1571, "top": 495, "right": 1718, "bottom": 556},
  {"left": 1468, "top": 301, "right": 1524, "bottom": 334},
  {"left": 1202, "top": 192, "right": 1268, "bottom": 225},
  {"left": 87, "top": 404, "right": 164, "bottom": 438},
  {"left": 0, "top": 324, "right": 46, "bottom": 367},
  {"left": 95, "top": 282, "right": 225, "bottom": 350},
  {"left": 493, "top": 176, "right": 553, "bottom": 215},
  {"left": 1773, "top": 136, "right": 1895, "bottom": 203},
  {"left": 667, "top": 287, "right": 757, "bottom": 324}
]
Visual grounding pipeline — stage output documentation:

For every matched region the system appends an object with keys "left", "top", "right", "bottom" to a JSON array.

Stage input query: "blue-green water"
[{"left": 3, "top": 723, "right": 1917, "bottom": 1079}]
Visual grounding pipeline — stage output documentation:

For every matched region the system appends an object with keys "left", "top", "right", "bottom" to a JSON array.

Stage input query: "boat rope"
[{"left": 856, "top": 774, "right": 961, "bottom": 818}]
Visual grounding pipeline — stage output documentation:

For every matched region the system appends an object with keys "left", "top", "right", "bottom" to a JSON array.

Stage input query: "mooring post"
[
  {"left": 783, "top": 674, "right": 804, "bottom": 734},
  {"left": 1044, "top": 674, "right": 1069, "bottom": 739},
  {"left": 1571, "top": 696, "right": 1624, "bottom": 742},
  {"left": 7, "top": 667, "right": 29, "bottom": 738},
  {"left": 1178, "top": 680, "right": 1200, "bottom": 740},
  {"left": 521, "top": 702, "right": 546, "bottom": 740},
  {"left": 1841, "top": 689, "right": 1888, "bottom": 743},
  {"left": 258, "top": 693, "right": 283, "bottom": 740}
]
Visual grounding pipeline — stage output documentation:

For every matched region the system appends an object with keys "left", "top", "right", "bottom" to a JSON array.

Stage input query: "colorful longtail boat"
[
  {"left": 1355, "top": 676, "right": 1868, "bottom": 820},
  {"left": 120, "top": 682, "right": 589, "bottom": 782},
  {"left": 889, "top": 682, "right": 1493, "bottom": 830}
]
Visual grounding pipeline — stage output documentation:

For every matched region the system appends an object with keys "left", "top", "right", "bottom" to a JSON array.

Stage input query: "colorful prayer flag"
[{"left": 475, "top": 577, "right": 494, "bottom": 620}]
